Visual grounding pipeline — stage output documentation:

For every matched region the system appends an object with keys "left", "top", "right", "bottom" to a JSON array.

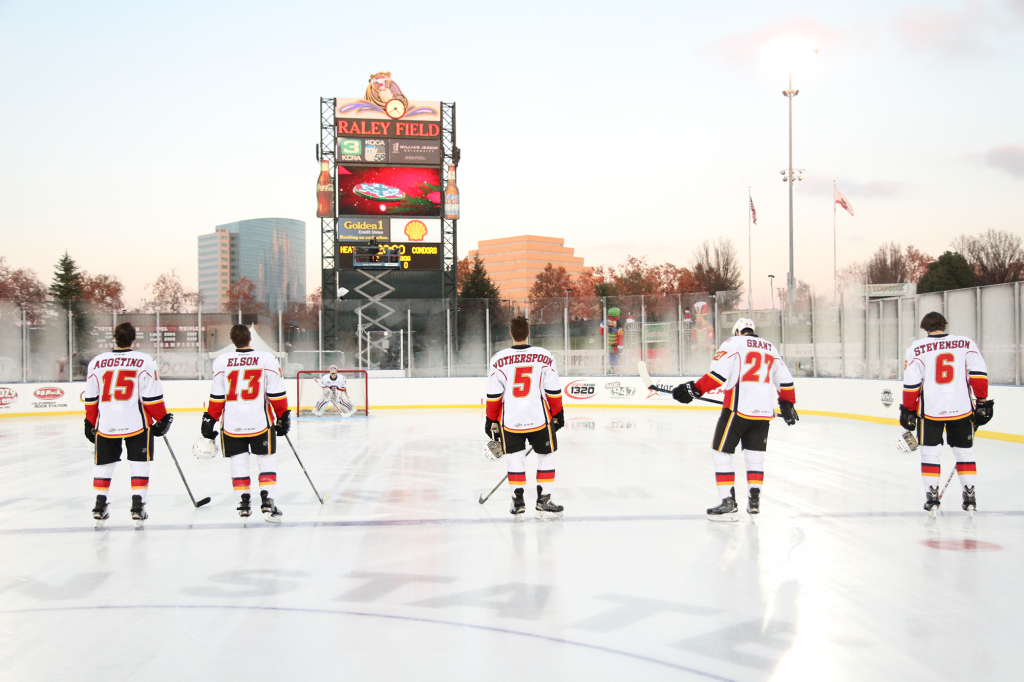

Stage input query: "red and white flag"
[
  {"left": 835, "top": 186, "right": 854, "bottom": 216},
  {"left": 749, "top": 196, "right": 757, "bottom": 225}
]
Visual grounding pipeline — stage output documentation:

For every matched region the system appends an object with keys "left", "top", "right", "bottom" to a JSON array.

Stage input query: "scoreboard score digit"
[{"left": 338, "top": 243, "right": 441, "bottom": 271}]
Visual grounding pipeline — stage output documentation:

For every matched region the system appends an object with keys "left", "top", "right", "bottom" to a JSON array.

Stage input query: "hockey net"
[{"left": 296, "top": 370, "right": 369, "bottom": 417}]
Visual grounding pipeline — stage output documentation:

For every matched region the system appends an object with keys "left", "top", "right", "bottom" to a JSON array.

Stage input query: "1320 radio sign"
[
  {"left": 338, "top": 243, "right": 441, "bottom": 271},
  {"left": 564, "top": 380, "right": 597, "bottom": 400}
]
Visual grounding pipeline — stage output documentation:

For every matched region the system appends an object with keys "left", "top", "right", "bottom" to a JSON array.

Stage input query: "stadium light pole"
[
  {"left": 781, "top": 75, "right": 804, "bottom": 303},
  {"left": 769, "top": 275, "right": 775, "bottom": 314}
]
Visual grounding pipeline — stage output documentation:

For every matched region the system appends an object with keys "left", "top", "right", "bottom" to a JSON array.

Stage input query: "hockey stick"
[
  {"left": 637, "top": 360, "right": 725, "bottom": 405},
  {"left": 938, "top": 467, "right": 957, "bottom": 501},
  {"left": 162, "top": 436, "right": 211, "bottom": 508},
  {"left": 283, "top": 433, "right": 327, "bottom": 504},
  {"left": 478, "top": 446, "right": 534, "bottom": 504}
]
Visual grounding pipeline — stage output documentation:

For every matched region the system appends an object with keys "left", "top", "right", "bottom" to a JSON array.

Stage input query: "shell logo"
[
  {"left": 34, "top": 387, "right": 65, "bottom": 400},
  {"left": 404, "top": 220, "right": 427, "bottom": 241}
]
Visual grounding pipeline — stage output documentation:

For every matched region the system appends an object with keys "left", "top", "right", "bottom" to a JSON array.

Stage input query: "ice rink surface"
[{"left": 1, "top": 407, "right": 1022, "bottom": 681}]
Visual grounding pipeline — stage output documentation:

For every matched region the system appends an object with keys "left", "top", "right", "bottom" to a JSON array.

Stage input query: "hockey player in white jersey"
[
  {"left": 83, "top": 323, "right": 173, "bottom": 528},
  {"left": 673, "top": 318, "right": 797, "bottom": 521},
  {"left": 314, "top": 365, "right": 355, "bottom": 417},
  {"left": 485, "top": 316, "right": 566, "bottom": 517},
  {"left": 200, "top": 325, "right": 290, "bottom": 522},
  {"left": 901, "top": 311, "right": 991, "bottom": 517}
]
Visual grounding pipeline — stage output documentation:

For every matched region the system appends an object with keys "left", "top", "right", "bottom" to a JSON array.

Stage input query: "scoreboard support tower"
[{"left": 320, "top": 97, "right": 340, "bottom": 353}]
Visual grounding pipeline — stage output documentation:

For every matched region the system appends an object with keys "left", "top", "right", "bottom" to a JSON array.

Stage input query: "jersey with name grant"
[
  {"left": 695, "top": 335, "right": 795, "bottom": 420},
  {"left": 207, "top": 349, "right": 288, "bottom": 436},
  {"left": 902, "top": 334, "right": 988, "bottom": 420},
  {"left": 319, "top": 374, "right": 347, "bottom": 390},
  {"left": 84, "top": 349, "right": 167, "bottom": 437},
  {"left": 486, "top": 345, "right": 563, "bottom": 433}
]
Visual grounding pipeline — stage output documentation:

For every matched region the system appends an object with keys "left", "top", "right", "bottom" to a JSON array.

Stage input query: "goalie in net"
[{"left": 297, "top": 368, "right": 368, "bottom": 417}]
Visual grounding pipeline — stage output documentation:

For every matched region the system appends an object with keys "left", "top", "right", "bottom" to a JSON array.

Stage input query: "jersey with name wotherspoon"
[
  {"left": 83, "top": 350, "right": 167, "bottom": 437},
  {"left": 902, "top": 334, "right": 987, "bottom": 420},
  {"left": 207, "top": 349, "right": 288, "bottom": 436},
  {"left": 486, "top": 345, "right": 563, "bottom": 432},
  {"left": 319, "top": 374, "right": 347, "bottom": 390},
  {"left": 694, "top": 335, "right": 795, "bottom": 419}
]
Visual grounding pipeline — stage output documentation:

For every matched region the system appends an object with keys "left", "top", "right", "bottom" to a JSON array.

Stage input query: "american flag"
[{"left": 749, "top": 196, "right": 757, "bottom": 225}]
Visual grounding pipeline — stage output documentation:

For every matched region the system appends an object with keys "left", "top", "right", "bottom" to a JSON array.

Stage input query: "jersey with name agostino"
[
  {"left": 84, "top": 349, "right": 167, "bottom": 437},
  {"left": 486, "top": 344, "right": 563, "bottom": 433},
  {"left": 319, "top": 374, "right": 347, "bottom": 390},
  {"left": 694, "top": 334, "right": 795, "bottom": 420},
  {"left": 207, "top": 349, "right": 288, "bottom": 436},
  {"left": 902, "top": 334, "right": 987, "bottom": 420}
]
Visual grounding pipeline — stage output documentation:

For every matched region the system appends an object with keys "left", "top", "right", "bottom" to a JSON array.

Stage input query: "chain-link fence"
[{"left": 2, "top": 281, "right": 1022, "bottom": 384}]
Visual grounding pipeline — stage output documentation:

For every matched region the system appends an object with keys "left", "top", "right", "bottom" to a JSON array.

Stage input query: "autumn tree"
[
  {"left": 528, "top": 263, "right": 575, "bottom": 323},
  {"left": 145, "top": 270, "right": 203, "bottom": 313},
  {"left": 81, "top": 273, "right": 125, "bottom": 313},
  {"left": 0, "top": 258, "right": 48, "bottom": 324},
  {"left": 952, "top": 229, "right": 1024, "bottom": 285},
  {"left": 226, "top": 277, "right": 268, "bottom": 315}
]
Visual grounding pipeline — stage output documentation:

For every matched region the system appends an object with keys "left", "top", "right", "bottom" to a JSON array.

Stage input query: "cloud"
[
  {"left": 982, "top": 144, "right": 1024, "bottom": 178},
  {"left": 802, "top": 175, "right": 909, "bottom": 199},
  {"left": 891, "top": 1, "right": 992, "bottom": 55},
  {"left": 699, "top": 17, "right": 847, "bottom": 67}
]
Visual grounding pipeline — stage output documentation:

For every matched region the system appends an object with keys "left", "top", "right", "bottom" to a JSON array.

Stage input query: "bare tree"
[
  {"left": 952, "top": 229, "right": 1024, "bottom": 285},
  {"left": 145, "top": 270, "right": 202, "bottom": 313},
  {"left": 690, "top": 237, "right": 743, "bottom": 295},
  {"left": 866, "top": 242, "right": 909, "bottom": 284}
]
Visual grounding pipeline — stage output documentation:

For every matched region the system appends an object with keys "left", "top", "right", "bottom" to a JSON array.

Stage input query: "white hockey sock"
[
  {"left": 129, "top": 460, "right": 151, "bottom": 503},
  {"left": 506, "top": 449, "right": 527, "bottom": 497},
  {"left": 93, "top": 463, "right": 116, "bottom": 499},
  {"left": 711, "top": 449, "right": 735, "bottom": 500},
  {"left": 229, "top": 453, "right": 251, "bottom": 503},
  {"left": 744, "top": 450, "right": 765, "bottom": 495},
  {"left": 951, "top": 446, "right": 976, "bottom": 491},
  {"left": 920, "top": 445, "right": 941, "bottom": 494},
  {"left": 536, "top": 452, "right": 555, "bottom": 497},
  {"left": 257, "top": 454, "right": 277, "bottom": 499}
]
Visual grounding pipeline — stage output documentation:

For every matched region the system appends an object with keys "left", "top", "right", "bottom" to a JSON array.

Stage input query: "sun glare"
[{"left": 761, "top": 36, "right": 820, "bottom": 75}]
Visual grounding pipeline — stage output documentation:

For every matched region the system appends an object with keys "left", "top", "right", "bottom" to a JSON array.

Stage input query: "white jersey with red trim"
[
  {"left": 696, "top": 335, "right": 795, "bottom": 420},
  {"left": 486, "top": 345, "right": 563, "bottom": 432},
  {"left": 208, "top": 349, "right": 288, "bottom": 436},
  {"left": 319, "top": 374, "right": 347, "bottom": 391},
  {"left": 84, "top": 350, "right": 165, "bottom": 437},
  {"left": 902, "top": 334, "right": 988, "bottom": 420}
]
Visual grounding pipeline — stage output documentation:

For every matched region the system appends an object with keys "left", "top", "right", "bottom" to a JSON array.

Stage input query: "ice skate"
[
  {"left": 747, "top": 488, "right": 760, "bottom": 518},
  {"left": 535, "top": 486, "right": 563, "bottom": 519},
  {"left": 260, "top": 490, "right": 283, "bottom": 523},
  {"left": 924, "top": 486, "right": 940, "bottom": 518},
  {"left": 93, "top": 495, "right": 109, "bottom": 529},
  {"left": 237, "top": 492, "right": 252, "bottom": 518},
  {"left": 510, "top": 488, "right": 525, "bottom": 519},
  {"left": 707, "top": 487, "right": 739, "bottom": 522},
  {"left": 130, "top": 494, "right": 148, "bottom": 529},
  {"left": 962, "top": 485, "right": 976, "bottom": 518}
]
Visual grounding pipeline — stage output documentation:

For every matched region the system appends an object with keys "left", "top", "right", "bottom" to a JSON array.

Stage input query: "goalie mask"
[
  {"left": 732, "top": 318, "right": 756, "bottom": 336},
  {"left": 192, "top": 437, "right": 218, "bottom": 460}
]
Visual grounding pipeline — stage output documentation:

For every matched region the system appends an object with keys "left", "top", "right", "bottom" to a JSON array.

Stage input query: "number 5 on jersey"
[{"left": 512, "top": 367, "right": 533, "bottom": 398}]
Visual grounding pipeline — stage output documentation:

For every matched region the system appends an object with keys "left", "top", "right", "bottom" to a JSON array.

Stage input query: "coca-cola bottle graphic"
[
  {"left": 316, "top": 160, "right": 335, "bottom": 218},
  {"left": 444, "top": 164, "right": 459, "bottom": 220}
]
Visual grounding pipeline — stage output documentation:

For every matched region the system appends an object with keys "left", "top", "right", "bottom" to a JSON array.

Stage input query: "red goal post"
[{"left": 296, "top": 370, "right": 369, "bottom": 416}]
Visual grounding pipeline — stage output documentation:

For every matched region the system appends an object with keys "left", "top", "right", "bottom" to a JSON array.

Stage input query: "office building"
[
  {"left": 468, "top": 235, "right": 589, "bottom": 301},
  {"left": 198, "top": 218, "right": 305, "bottom": 313}
]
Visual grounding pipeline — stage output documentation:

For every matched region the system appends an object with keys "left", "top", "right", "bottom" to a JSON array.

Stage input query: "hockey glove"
[
  {"left": 201, "top": 412, "right": 219, "bottom": 440},
  {"left": 84, "top": 418, "right": 96, "bottom": 444},
  {"left": 779, "top": 400, "right": 799, "bottom": 426},
  {"left": 275, "top": 409, "right": 291, "bottom": 436},
  {"left": 973, "top": 399, "right": 994, "bottom": 427},
  {"left": 150, "top": 413, "right": 174, "bottom": 438},
  {"left": 485, "top": 418, "right": 499, "bottom": 438},
  {"left": 672, "top": 381, "right": 700, "bottom": 404},
  {"left": 550, "top": 410, "right": 565, "bottom": 432},
  {"left": 899, "top": 405, "right": 918, "bottom": 432}
]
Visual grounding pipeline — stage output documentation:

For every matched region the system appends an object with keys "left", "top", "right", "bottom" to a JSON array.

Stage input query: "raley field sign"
[{"left": 337, "top": 119, "right": 441, "bottom": 140}]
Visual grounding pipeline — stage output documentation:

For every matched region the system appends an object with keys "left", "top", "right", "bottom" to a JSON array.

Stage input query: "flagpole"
[
  {"left": 748, "top": 187, "right": 753, "bottom": 316},
  {"left": 833, "top": 180, "right": 837, "bottom": 304}
]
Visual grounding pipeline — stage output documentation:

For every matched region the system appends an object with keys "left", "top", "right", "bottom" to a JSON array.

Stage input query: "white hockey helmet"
[
  {"left": 328, "top": 364, "right": 338, "bottom": 372},
  {"left": 732, "top": 317, "right": 756, "bottom": 335},
  {"left": 192, "top": 437, "right": 218, "bottom": 460}
]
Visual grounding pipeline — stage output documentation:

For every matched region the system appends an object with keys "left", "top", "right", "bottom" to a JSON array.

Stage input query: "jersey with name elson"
[
  {"left": 83, "top": 350, "right": 167, "bottom": 438},
  {"left": 694, "top": 335, "right": 796, "bottom": 420},
  {"left": 208, "top": 349, "right": 289, "bottom": 436},
  {"left": 486, "top": 345, "right": 563, "bottom": 433},
  {"left": 903, "top": 334, "right": 987, "bottom": 420}
]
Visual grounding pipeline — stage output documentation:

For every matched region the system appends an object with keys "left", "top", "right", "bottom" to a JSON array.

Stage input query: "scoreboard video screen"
[{"left": 336, "top": 166, "right": 441, "bottom": 217}]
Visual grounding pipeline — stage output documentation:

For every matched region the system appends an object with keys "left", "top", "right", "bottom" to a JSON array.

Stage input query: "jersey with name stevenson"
[
  {"left": 486, "top": 345, "right": 563, "bottom": 432},
  {"left": 902, "top": 334, "right": 988, "bottom": 420},
  {"left": 694, "top": 335, "right": 795, "bottom": 420},
  {"left": 84, "top": 349, "right": 167, "bottom": 437},
  {"left": 207, "top": 349, "right": 288, "bottom": 436},
  {"left": 319, "top": 374, "right": 347, "bottom": 390}
]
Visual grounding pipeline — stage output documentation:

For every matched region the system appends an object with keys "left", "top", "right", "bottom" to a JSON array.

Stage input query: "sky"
[{"left": 1, "top": 0, "right": 1022, "bottom": 309}]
